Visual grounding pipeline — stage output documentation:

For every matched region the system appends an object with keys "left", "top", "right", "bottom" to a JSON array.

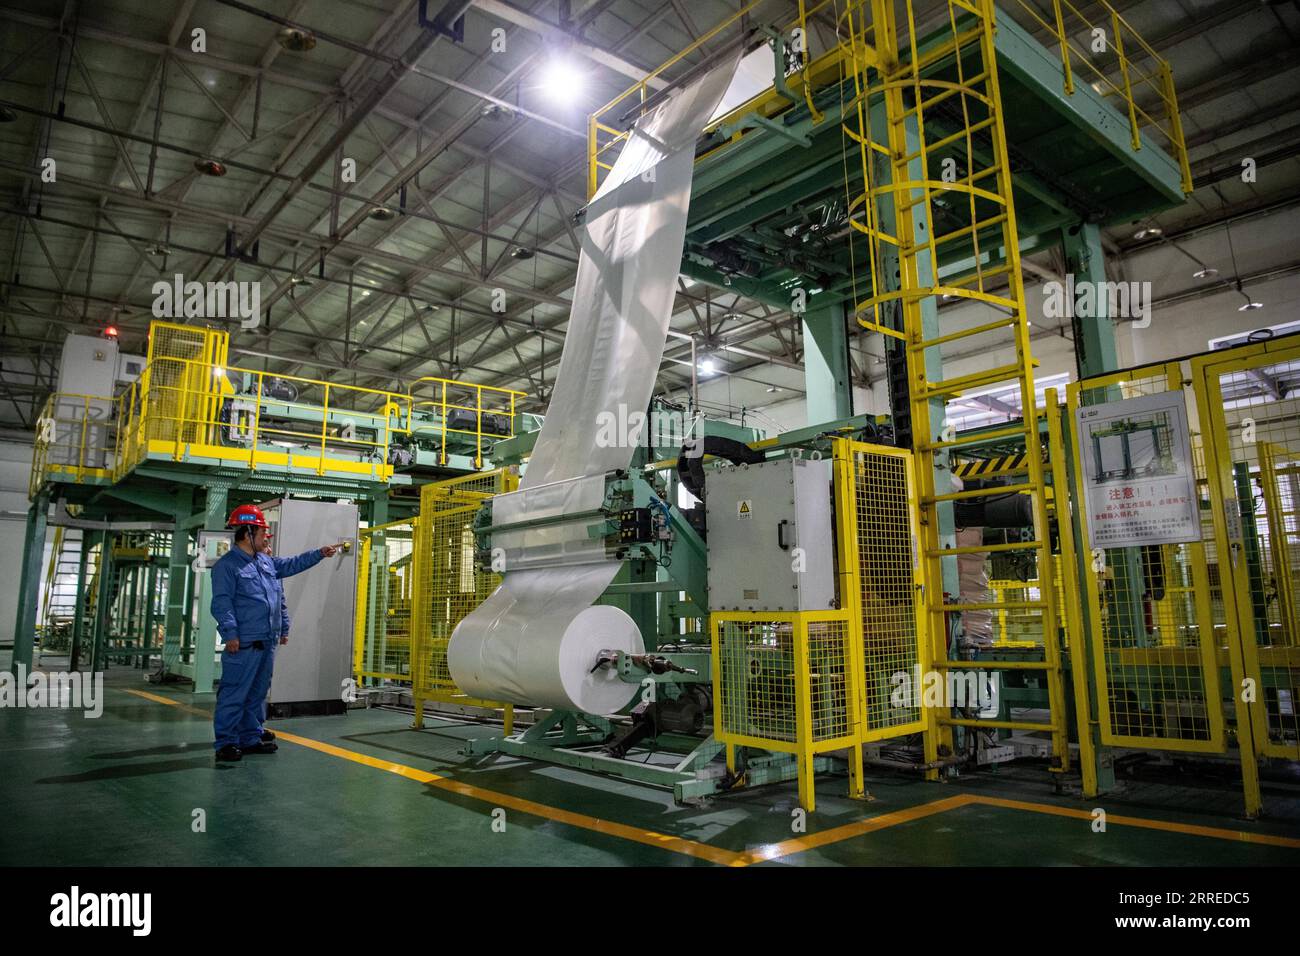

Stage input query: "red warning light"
[{"left": 105, "top": 325, "right": 119, "bottom": 338}]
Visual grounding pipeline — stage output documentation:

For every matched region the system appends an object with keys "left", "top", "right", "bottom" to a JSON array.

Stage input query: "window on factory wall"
[
  {"left": 943, "top": 372, "right": 1072, "bottom": 431},
  {"left": 1209, "top": 319, "right": 1300, "bottom": 351}
]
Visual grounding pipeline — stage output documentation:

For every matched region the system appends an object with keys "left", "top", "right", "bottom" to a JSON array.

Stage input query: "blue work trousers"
[{"left": 213, "top": 643, "right": 276, "bottom": 749}]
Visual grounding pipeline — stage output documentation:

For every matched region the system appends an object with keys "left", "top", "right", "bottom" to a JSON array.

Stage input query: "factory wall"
[{"left": 0, "top": 438, "right": 36, "bottom": 644}]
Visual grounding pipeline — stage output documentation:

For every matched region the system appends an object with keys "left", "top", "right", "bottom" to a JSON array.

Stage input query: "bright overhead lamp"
[
  {"left": 540, "top": 54, "right": 584, "bottom": 100},
  {"left": 1192, "top": 266, "right": 1218, "bottom": 278},
  {"left": 511, "top": 247, "right": 534, "bottom": 260},
  {"left": 289, "top": 275, "right": 312, "bottom": 287},
  {"left": 276, "top": 27, "right": 316, "bottom": 52},
  {"left": 369, "top": 206, "right": 397, "bottom": 221},
  {"left": 698, "top": 357, "right": 716, "bottom": 375},
  {"left": 146, "top": 242, "right": 170, "bottom": 257},
  {"left": 1132, "top": 225, "right": 1162, "bottom": 240}
]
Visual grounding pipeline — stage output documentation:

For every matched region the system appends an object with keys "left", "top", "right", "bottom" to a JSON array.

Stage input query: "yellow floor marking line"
[
  {"left": 967, "top": 795, "right": 1300, "bottom": 850},
  {"left": 124, "top": 690, "right": 1300, "bottom": 859},
  {"left": 126, "top": 688, "right": 738, "bottom": 865},
  {"left": 732, "top": 794, "right": 974, "bottom": 866}
]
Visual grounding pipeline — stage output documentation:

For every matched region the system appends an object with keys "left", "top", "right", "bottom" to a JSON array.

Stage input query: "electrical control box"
[
  {"left": 705, "top": 457, "right": 835, "bottom": 612},
  {"left": 259, "top": 498, "right": 359, "bottom": 716}
]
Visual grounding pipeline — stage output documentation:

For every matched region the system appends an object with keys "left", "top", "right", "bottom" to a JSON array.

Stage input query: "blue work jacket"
[{"left": 210, "top": 545, "right": 324, "bottom": 642}]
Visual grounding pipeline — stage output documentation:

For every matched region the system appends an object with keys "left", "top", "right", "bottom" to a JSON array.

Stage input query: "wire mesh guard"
[
  {"left": 356, "top": 522, "right": 416, "bottom": 682},
  {"left": 1210, "top": 356, "right": 1300, "bottom": 753},
  {"left": 413, "top": 471, "right": 515, "bottom": 700},
  {"left": 851, "top": 447, "right": 924, "bottom": 736},
  {"left": 352, "top": 470, "right": 515, "bottom": 699},
  {"left": 715, "top": 614, "right": 854, "bottom": 746},
  {"left": 1074, "top": 370, "right": 1219, "bottom": 747}
]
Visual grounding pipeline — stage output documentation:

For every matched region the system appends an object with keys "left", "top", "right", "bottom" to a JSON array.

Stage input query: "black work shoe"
[
  {"left": 260, "top": 730, "right": 276, "bottom": 742},
  {"left": 216, "top": 745, "right": 243, "bottom": 762},
  {"left": 241, "top": 741, "right": 278, "bottom": 754}
]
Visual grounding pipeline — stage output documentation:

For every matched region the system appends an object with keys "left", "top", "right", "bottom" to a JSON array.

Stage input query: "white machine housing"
[
  {"left": 705, "top": 457, "right": 835, "bottom": 612},
  {"left": 259, "top": 497, "right": 359, "bottom": 716}
]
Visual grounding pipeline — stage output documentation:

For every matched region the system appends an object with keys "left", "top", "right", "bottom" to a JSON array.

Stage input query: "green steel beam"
[
  {"left": 803, "top": 300, "right": 853, "bottom": 424},
  {"left": 11, "top": 490, "right": 49, "bottom": 676},
  {"left": 1061, "top": 222, "right": 1119, "bottom": 378}
]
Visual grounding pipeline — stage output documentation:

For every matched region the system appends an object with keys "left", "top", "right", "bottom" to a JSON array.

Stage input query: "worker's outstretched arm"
[
  {"left": 210, "top": 560, "right": 239, "bottom": 640},
  {"left": 272, "top": 548, "right": 326, "bottom": 579}
]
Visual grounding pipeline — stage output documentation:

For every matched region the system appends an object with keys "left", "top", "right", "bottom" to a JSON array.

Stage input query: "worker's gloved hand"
[
  {"left": 320, "top": 544, "right": 340, "bottom": 557},
  {"left": 280, "top": 636, "right": 288, "bottom": 646},
  {"left": 225, "top": 638, "right": 240, "bottom": 653}
]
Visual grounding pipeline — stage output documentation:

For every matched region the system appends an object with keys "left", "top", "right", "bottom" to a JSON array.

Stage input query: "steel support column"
[
  {"left": 161, "top": 487, "right": 193, "bottom": 682},
  {"left": 802, "top": 300, "right": 853, "bottom": 425},
  {"left": 1061, "top": 220, "right": 1120, "bottom": 795},
  {"left": 192, "top": 483, "right": 231, "bottom": 694},
  {"left": 11, "top": 489, "right": 50, "bottom": 676}
]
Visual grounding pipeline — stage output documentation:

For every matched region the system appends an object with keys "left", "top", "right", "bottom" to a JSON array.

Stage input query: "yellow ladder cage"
[{"left": 841, "top": 0, "right": 1071, "bottom": 774}]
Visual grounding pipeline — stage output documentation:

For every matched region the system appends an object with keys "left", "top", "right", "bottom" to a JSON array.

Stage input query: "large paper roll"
[{"left": 448, "top": 59, "right": 740, "bottom": 714}]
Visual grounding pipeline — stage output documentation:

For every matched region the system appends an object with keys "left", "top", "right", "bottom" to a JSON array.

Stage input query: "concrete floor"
[{"left": 2, "top": 656, "right": 1298, "bottom": 867}]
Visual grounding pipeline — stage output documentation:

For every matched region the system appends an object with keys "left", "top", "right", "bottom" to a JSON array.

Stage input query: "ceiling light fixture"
[
  {"left": 1132, "top": 225, "right": 1163, "bottom": 241},
  {"left": 276, "top": 27, "right": 317, "bottom": 52},
  {"left": 699, "top": 357, "right": 716, "bottom": 375},
  {"left": 1192, "top": 266, "right": 1218, "bottom": 279},
  {"left": 194, "top": 159, "right": 227, "bottom": 177},
  {"left": 480, "top": 103, "right": 516, "bottom": 121},
  {"left": 1235, "top": 281, "right": 1262, "bottom": 311},
  {"left": 369, "top": 206, "right": 396, "bottom": 221},
  {"left": 146, "top": 242, "right": 170, "bottom": 257},
  {"left": 511, "top": 247, "right": 534, "bottom": 260}
]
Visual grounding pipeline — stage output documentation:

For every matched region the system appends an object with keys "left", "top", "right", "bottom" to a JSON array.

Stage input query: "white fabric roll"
[{"left": 447, "top": 59, "right": 739, "bottom": 713}]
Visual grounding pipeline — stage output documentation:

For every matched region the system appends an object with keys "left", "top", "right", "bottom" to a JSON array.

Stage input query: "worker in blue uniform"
[{"left": 210, "top": 503, "right": 340, "bottom": 762}]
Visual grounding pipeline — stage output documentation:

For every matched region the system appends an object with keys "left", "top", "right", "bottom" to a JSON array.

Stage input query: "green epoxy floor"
[{"left": 2, "top": 659, "right": 1298, "bottom": 867}]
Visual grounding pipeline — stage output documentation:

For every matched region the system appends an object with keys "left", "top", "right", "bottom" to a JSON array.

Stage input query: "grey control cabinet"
[
  {"left": 705, "top": 457, "right": 835, "bottom": 611},
  {"left": 260, "top": 498, "right": 359, "bottom": 715}
]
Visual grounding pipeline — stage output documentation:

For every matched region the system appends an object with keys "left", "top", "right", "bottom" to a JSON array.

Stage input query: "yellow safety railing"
[
  {"left": 29, "top": 392, "right": 116, "bottom": 497},
  {"left": 409, "top": 375, "right": 525, "bottom": 468},
  {"left": 587, "top": 0, "right": 845, "bottom": 198},
  {"left": 1011, "top": 0, "right": 1192, "bottom": 192},
  {"left": 111, "top": 355, "right": 410, "bottom": 482},
  {"left": 28, "top": 320, "right": 527, "bottom": 496}
]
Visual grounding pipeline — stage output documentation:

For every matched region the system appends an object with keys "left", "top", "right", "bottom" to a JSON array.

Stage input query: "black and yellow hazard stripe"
[{"left": 952, "top": 452, "right": 1029, "bottom": 480}]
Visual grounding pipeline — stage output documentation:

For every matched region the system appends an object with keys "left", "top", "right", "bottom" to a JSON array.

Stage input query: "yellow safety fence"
[
  {"left": 353, "top": 470, "right": 519, "bottom": 725},
  {"left": 1066, "top": 336, "right": 1300, "bottom": 818},
  {"left": 710, "top": 439, "right": 924, "bottom": 810}
]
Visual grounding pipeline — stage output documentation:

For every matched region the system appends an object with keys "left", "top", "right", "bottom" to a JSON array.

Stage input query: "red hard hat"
[{"left": 226, "top": 504, "right": 269, "bottom": 529}]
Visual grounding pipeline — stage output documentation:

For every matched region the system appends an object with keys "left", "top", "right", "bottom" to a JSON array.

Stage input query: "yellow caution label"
[{"left": 737, "top": 499, "right": 752, "bottom": 519}]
